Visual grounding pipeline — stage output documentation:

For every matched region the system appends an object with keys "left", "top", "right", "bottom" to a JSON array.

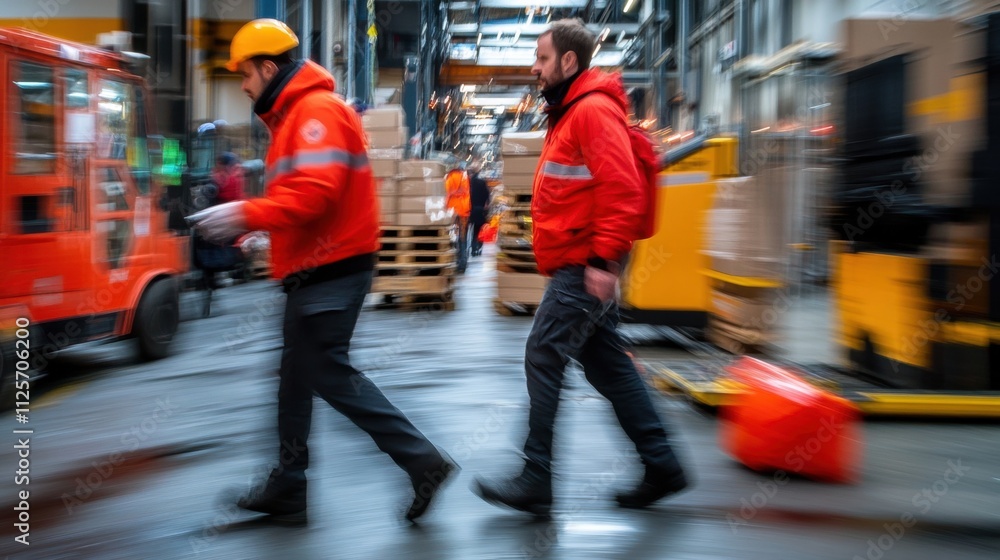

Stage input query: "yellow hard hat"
[{"left": 226, "top": 19, "right": 299, "bottom": 72}]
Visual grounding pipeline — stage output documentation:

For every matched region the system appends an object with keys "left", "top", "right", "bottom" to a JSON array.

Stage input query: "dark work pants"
[
  {"left": 455, "top": 216, "right": 470, "bottom": 272},
  {"left": 522, "top": 266, "right": 683, "bottom": 477},
  {"left": 277, "top": 271, "right": 440, "bottom": 482},
  {"left": 470, "top": 209, "right": 487, "bottom": 255}
]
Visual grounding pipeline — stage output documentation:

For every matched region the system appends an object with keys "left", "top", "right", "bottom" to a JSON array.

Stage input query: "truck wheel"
[{"left": 134, "top": 278, "right": 179, "bottom": 361}]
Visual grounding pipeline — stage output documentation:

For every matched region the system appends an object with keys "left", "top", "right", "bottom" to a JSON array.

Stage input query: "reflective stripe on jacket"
[
  {"left": 531, "top": 68, "right": 644, "bottom": 276},
  {"left": 243, "top": 60, "right": 380, "bottom": 280}
]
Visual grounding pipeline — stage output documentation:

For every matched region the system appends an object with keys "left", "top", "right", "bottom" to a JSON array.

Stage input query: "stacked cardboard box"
[
  {"left": 364, "top": 105, "right": 407, "bottom": 224},
  {"left": 704, "top": 176, "right": 787, "bottom": 352},
  {"left": 370, "top": 158, "right": 456, "bottom": 308},
  {"left": 500, "top": 131, "right": 545, "bottom": 194},
  {"left": 362, "top": 104, "right": 409, "bottom": 152},
  {"left": 839, "top": 18, "right": 986, "bottom": 206},
  {"left": 495, "top": 131, "right": 548, "bottom": 312}
]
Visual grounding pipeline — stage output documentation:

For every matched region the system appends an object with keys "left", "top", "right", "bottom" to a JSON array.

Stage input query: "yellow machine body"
[{"left": 621, "top": 137, "right": 738, "bottom": 326}]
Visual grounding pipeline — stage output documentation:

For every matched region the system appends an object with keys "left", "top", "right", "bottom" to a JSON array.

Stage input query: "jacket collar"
[{"left": 253, "top": 59, "right": 306, "bottom": 119}]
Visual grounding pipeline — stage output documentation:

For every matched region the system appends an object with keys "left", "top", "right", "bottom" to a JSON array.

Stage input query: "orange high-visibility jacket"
[
  {"left": 445, "top": 169, "right": 471, "bottom": 218},
  {"left": 530, "top": 68, "right": 644, "bottom": 276},
  {"left": 243, "top": 60, "right": 380, "bottom": 280}
]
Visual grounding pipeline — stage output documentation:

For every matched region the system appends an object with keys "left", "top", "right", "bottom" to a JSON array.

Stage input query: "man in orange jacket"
[
  {"left": 445, "top": 163, "right": 472, "bottom": 272},
  {"left": 472, "top": 18, "right": 688, "bottom": 516},
  {"left": 190, "top": 19, "right": 456, "bottom": 524}
]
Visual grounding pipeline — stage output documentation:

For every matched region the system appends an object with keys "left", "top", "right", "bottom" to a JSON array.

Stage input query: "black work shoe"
[
  {"left": 615, "top": 466, "right": 689, "bottom": 509},
  {"left": 406, "top": 455, "right": 460, "bottom": 522},
  {"left": 472, "top": 471, "right": 553, "bottom": 517},
  {"left": 236, "top": 471, "right": 307, "bottom": 523}
]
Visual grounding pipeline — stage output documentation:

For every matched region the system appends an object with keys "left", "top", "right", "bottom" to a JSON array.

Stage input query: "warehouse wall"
[
  {"left": 0, "top": 0, "right": 123, "bottom": 44},
  {"left": 686, "top": 0, "right": 964, "bottom": 130}
]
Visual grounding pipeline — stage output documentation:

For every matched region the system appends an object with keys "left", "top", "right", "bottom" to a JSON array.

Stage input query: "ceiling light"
[{"left": 624, "top": 0, "right": 638, "bottom": 13}]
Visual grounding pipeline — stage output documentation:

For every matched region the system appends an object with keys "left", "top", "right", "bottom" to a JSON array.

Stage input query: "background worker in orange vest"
[
  {"left": 189, "top": 18, "right": 456, "bottom": 524},
  {"left": 445, "top": 162, "right": 472, "bottom": 272}
]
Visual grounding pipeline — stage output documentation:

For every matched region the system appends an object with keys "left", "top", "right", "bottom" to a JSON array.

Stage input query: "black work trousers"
[
  {"left": 522, "top": 266, "right": 683, "bottom": 476},
  {"left": 276, "top": 270, "right": 441, "bottom": 482}
]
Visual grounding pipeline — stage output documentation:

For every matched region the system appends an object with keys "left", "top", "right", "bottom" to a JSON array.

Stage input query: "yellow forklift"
[
  {"left": 642, "top": 16, "right": 1000, "bottom": 418},
  {"left": 621, "top": 135, "right": 741, "bottom": 327}
]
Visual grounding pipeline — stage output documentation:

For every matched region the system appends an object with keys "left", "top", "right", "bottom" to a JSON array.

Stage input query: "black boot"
[
  {"left": 236, "top": 470, "right": 307, "bottom": 523},
  {"left": 472, "top": 466, "right": 553, "bottom": 517},
  {"left": 406, "top": 454, "right": 460, "bottom": 522},
  {"left": 615, "top": 465, "right": 689, "bottom": 509}
]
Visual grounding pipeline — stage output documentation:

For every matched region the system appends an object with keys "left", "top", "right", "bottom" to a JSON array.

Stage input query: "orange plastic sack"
[{"left": 719, "top": 357, "right": 863, "bottom": 483}]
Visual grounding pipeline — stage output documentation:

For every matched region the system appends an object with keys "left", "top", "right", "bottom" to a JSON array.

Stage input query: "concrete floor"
[{"left": 1, "top": 249, "right": 998, "bottom": 559}]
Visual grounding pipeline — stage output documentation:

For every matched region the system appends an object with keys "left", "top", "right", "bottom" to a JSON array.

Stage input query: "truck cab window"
[{"left": 13, "top": 61, "right": 56, "bottom": 174}]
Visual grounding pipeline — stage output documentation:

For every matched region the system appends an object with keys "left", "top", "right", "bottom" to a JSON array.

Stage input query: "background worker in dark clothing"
[
  {"left": 472, "top": 18, "right": 689, "bottom": 516},
  {"left": 190, "top": 18, "right": 456, "bottom": 524},
  {"left": 468, "top": 162, "right": 490, "bottom": 257}
]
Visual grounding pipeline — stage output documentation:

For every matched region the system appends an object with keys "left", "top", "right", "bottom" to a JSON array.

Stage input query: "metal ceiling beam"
[
  {"left": 478, "top": 0, "right": 589, "bottom": 7},
  {"left": 450, "top": 22, "right": 639, "bottom": 36}
]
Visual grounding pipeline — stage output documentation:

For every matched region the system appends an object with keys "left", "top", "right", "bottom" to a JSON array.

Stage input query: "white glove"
[{"left": 188, "top": 201, "right": 248, "bottom": 244}]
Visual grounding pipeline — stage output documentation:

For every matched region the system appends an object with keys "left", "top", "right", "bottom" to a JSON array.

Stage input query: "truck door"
[{"left": 3, "top": 56, "right": 91, "bottom": 317}]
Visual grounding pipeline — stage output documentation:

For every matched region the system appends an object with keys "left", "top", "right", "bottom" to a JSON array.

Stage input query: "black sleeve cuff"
[{"left": 587, "top": 256, "right": 622, "bottom": 274}]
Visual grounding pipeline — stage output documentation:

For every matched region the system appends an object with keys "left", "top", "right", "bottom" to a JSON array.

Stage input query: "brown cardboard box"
[
  {"left": 397, "top": 211, "right": 449, "bottom": 227},
  {"left": 398, "top": 195, "right": 446, "bottom": 213},
  {"left": 378, "top": 195, "right": 397, "bottom": 224},
  {"left": 367, "top": 127, "right": 408, "bottom": 149},
  {"left": 503, "top": 173, "right": 535, "bottom": 192},
  {"left": 840, "top": 19, "right": 956, "bottom": 94},
  {"left": 497, "top": 271, "right": 549, "bottom": 305},
  {"left": 399, "top": 179, "right": 445, "bottom": 197},
  {"left": 707, "top": 176, "right": 787, "bottom": 277},
  {"left": 376, "top": 178, "right": 397, "bottom": 197},
  {"left": 369, "top": 148, "right": 405, "bottom": 160},
  {"left": 398, "top": 160, "right": 446, "bottom": 179},
  {"left": 710, "top": 289, "right": 779, "bottom": 330},
  {"left": 710, "top": 254, "right": 784, "bottom": 280},
  {"left": 501, "top": 131, "right": 546, "bottom": 155},
  {"left": 370, "top": 158, "right": 398, "bottom": 178},
  {"left": 502, "top": 156, "right": 540, "bottom": 176},
  {"left": 840, "top": 18, "right": 984, "bottom": 204},
  {"left": 362, "top": 105, "right": 405, "bottom": 129}
]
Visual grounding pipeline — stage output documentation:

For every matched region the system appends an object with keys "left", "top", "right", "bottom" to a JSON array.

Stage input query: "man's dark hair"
[
  {"left": 250, "top": 52, "right": 294, "bottom": 69},
  {"left": 541, "top": 18, "right": 597, "bottom": 70}
]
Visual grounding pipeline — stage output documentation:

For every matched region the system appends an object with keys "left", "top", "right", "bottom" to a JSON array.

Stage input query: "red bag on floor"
[
  {"left": 719, "top": 357, "right": 862, "bottom": 483},
  {"left": 478, "top": 222, "right": 497, "bottom": 243}
]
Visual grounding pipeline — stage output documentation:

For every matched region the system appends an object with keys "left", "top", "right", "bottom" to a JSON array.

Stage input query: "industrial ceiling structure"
[{"left": 440, "top": 0, "right": 646, "bottom": 86}]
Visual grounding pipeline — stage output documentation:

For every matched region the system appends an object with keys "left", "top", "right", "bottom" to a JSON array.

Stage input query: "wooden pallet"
[
  {"left": 497, "top": 248, "right": 537, "bottom": 261},
  {"left": 377, "top": 250, "right": 456, "bottom": 265},
  {"left": 497, "top": 260, "right": 539, "bottom": 273},
  {"left": 510, "top": 193, "right": 532, "bottom": 205},
  {"left": 375, "top": 262, "right": 456, "bottom": 278},
  {"left": 493, "top": 298, "right": 540, "bottom": 316},
  {"left": 706, "top": 316, "right": 774, "bottom": 355},
  {"left": 380, "top": 225, "right": 452, "bottom": 239},
  {"left": 372, "top": 275, "right": 454, "bottom": 294},
  {"left": 379, "top": 237, "right": 453, "bottom": 252},
  {"left": 375, "top": 292, "right": 456, "bottom": 311}
]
